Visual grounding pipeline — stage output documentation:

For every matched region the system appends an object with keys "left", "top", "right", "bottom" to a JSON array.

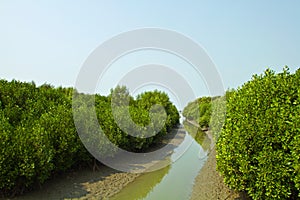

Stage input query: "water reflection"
[
  {"left": 110, "top": 160, "right": 171, "bottom": 200},
  {"left": 143, "top": 134, "right": 206, "bottom": 200},
  {"left": 111, "top": 122, "right": 211, "bottom": 200},
  {"left": 183, "top": 121, "right": 212, "bottom": 151}
]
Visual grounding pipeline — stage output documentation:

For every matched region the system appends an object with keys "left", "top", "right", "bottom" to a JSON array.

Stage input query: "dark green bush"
[
  {"left": 0, "top": 80, "right": 92, "bottom": 195},
  {"left": 182, "top": 96, "right": 212, "bottom": 128},
  {"left": 210, "top": 90, "right": 234, "bottom": 140},
  {"left": 0, "top": 80, "right": 179, "bottom": 196},
  {"left": 103, "top": 87, "right": 180, "bottom": 151},
  {"left": 217, "top": 68, "right": 300, "bottom": 199}
]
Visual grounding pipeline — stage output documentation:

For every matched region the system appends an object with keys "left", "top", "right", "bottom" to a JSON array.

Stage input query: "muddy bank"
[
  {"left": 2, "top": 127, "right": 185, "bottom": 200},
  {"left": 190, "top": 148, "right": 250, "bottom": 200},
  {"left": 0, "top": 166, "right": 139, "bottom": 200}
]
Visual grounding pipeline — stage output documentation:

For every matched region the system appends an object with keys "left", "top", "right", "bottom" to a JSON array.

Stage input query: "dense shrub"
[
  {"left": 182, "top": 96, "right": 212, "bottom": 128},
  {"left": 216, "top": 68, "right": 300, "bottom": 199},
  {"left": 0, "top": 80, "right": 179, "bottom": 196},
  {"left": 102, "top": 87, "right": 180, "bottom": 151},
  {"left": 210, "top": 90, "right": 234, "bottom": 140},
  {"left": 0, "top": 80, "right": 91, "bottom": 196}
]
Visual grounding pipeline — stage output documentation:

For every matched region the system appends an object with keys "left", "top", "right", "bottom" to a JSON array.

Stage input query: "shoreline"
[
  {"left": 2, "top": 165, "right": 141, "bottom": 200},
  {"left": 185, "top": 120, "right": 249, "bottom": 200},
  {"left": 190, "top": 148, "right": 250, "bottom": 200},
  {"left": 3, "top": 126, "right": 185, "bottom": 200},
  {"left": 1, "top": 124, "right": 249, "bottom": 200}
]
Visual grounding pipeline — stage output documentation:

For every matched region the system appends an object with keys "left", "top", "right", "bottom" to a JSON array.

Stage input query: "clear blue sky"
[{"left": 1, "top": 1, "right": 300, "bottom": 100}]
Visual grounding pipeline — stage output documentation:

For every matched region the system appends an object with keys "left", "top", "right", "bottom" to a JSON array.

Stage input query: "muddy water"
[{"left": 111, "top": 124, "right": 211, "bottom": 200}]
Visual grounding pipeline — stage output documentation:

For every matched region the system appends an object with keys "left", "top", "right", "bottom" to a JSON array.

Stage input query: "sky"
[{"left": 1, "top": 1, "right": 300, "bottom": 108}]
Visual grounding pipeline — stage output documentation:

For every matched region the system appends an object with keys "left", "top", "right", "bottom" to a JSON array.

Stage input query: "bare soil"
[
  {"left": 1, "top": 127, "right": 185, "bottom": 200},
  {"left": 190, "top": 148, "right": 250, "bottom": 200}
]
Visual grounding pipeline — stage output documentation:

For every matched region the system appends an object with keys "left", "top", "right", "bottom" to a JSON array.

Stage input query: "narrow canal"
[
  {"left": 7, "top": 121, "right": 211, "bottom": 200},
  {"left": 111, "top": 121, "right": 211, "bottom": 200}
]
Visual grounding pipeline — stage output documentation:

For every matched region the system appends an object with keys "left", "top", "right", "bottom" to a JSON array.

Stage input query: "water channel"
[
  {"left": 111, "top": 121, "right": 212, "bottom": 200},
  {"left": 8, "top": 121, "right": 212, "bottom": 200}
]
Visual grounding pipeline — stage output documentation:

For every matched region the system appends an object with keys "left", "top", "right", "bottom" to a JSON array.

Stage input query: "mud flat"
[
  {"left": 3, "top": 127, "right": 185, "bottom": 200},
  {"left": 190, "top": 148, "right": 250, "bottom": 200},
  {"left": 0, "top": 165, "right": 138, "bottom": 200}
]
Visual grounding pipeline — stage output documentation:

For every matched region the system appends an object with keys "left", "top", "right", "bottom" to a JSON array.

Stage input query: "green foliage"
[
  {"left": 216, "top": 68, "right": 300, "bottom": 199},
  {"left": 0, "top": 80, "right": 179, "bottom": 196},
  {"left": 136, "top": 90, "right": 179, "bottom": 131},
  {"left": 105, "top": 88, "right": 180, "bottom": 151},
  {"left": 182, "top": 96, "right": 212, "bottom": 128},
  {"left": 210, "top": 90, "right": 234, "bottom": 140},
  {"left": 0, "top": 80, "right": 92, "bottom": 195},
  {"left": 74, "top": 93, "right": 119, "bottom": 158}
]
